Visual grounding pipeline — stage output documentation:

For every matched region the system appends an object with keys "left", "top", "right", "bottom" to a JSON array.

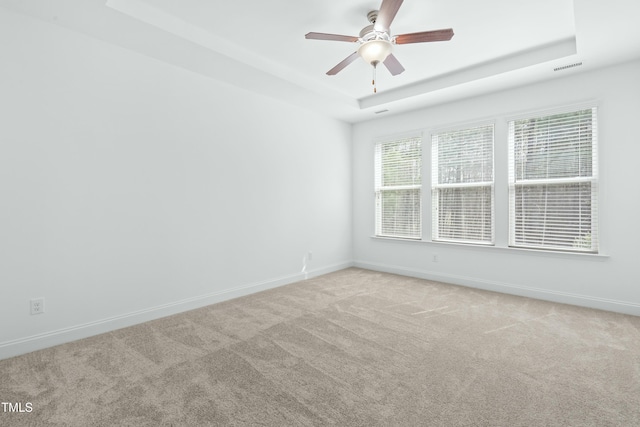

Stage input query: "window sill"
[{"left": 370, "top": 235, "right": 609, "bottom": 260}]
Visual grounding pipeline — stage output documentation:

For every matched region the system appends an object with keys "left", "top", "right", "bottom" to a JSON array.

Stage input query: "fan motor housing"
[
  {"left": 359, "top": 24, "right": 376, "bottom": 39},
  {"left": 360, "top": 10, "right": 392, "bottom": 42},
  {"left": 359, "top": 24, "right": 392, "bottom": 42}
]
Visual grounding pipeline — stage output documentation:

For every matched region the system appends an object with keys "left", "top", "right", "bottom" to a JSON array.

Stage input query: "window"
[
  {"left": 375, "top": 136, "right": 422, "bottom": 239},
  {"left": 508, "top": 107, "right": 598, "bottom": 252},
  {"left": 432, "top": 125, "right": 494, "bottom": 244}
]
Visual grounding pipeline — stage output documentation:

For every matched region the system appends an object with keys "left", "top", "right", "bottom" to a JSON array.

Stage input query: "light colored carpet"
[{"left": 1, "top": 268, "right": 639, "bottom": 426}]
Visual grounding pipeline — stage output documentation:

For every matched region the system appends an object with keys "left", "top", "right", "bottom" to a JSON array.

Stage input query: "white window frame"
[
  {"left": 431, "top": 123, "right": 495, "bottom": 245},
  {"left": 374, "top": 135, "right": 422, "bottom": 240},
  {"left": 370, "top": 103, "right": 604, "bottom": 259},
  {"left": 508, "top": 106, "right": 598, "bottom": 253}
]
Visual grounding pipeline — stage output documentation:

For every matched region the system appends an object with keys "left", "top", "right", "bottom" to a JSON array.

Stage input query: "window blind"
[
  {"left": 432, "top": 125, "right": 494, "bottom": 244},
  {"left": 508, "top": 107, "right": 598, "bottom": 252},
  {"left": 375, "top": 136, "right": 422, "bottom": 239}
]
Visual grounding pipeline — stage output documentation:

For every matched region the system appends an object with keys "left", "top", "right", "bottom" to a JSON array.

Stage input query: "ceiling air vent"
[{"left": 554, "top": 62, "right": 583, "bottom": 72}]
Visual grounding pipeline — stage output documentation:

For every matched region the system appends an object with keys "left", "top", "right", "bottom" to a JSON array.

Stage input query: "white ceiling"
[{"left": 2, "top": 0, "right": 640, "bottom": 122}]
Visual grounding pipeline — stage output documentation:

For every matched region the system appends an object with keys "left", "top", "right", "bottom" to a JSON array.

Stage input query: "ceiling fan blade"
[
  {"left": 394, "top": 29, "right": 454, "bottom": 44},
  {"left": 383, "top": 53, "right": 405, "bottom": 76},
  {"left": 374, "top": 0, "right": 404, "bottom": 32},
  {"left": 305, "top": 32, "right": 359, "bottom": 42},
  {"left": 326, "top": 52, "right": 360, "bottom": 75}
]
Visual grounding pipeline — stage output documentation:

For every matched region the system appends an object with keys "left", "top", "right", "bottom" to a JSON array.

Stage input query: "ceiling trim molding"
[{"left": 359, "top": 36, "right": 577, "bottom": 109}]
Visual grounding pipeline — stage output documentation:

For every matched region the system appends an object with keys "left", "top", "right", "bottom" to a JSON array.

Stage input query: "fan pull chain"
[{"left": 372, "top": 63, "right": 377, "bottom": 93}]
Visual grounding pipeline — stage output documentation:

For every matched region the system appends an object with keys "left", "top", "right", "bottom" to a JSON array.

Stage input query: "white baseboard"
[
  {"left": 5, "top": 258, "right": 634, "bottom": 360},
  {"left": 0, "top": 261, "right": 353, "bottom": 360},
  {"left": 306, "top": 261, "right": 355, "bottom": 280},
  {"left": 354, "top": 260, "right": 640, "bottom": 317}
]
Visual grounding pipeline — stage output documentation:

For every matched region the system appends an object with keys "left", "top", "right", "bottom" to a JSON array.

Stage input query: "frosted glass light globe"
[{"left": 358, "top": 40, "right": 392, "bottom": 65}]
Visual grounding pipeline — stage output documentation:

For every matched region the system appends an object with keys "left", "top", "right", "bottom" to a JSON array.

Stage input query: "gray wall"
[
  {"left": 0, "top": 9, "right": 352, "bottom": 358},
  {"left": 352, "top": 59, "right": 640, "bottom": 314}
]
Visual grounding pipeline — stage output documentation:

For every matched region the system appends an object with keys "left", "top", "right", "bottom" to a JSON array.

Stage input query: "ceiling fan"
[{"left": 305, "top": 0, "right": 454, "bottom": 92}]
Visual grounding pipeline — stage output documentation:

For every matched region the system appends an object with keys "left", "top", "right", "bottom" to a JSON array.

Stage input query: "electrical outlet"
[
  {"left": 432, "top": 254, "right": 439, "bottom": 263},
  {"left": 30, "top": 298, "right": 45, "bottom": 315}
]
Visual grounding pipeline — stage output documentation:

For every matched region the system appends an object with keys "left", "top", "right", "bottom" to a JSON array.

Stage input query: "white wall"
[
  {"left": 353, "top": 59, "right": 640, "bottom": 315},
  {"left": 0, "top": 9, "right": 352, "bottom": 358}
]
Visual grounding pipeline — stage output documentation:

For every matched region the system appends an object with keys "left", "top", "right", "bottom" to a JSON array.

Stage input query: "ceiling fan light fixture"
[
  {"left": 358, "top": 39, "right": 392, "bottom": 65},
  {"left": 306, "top": 0, "right": 454, "bottom": 90}
]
